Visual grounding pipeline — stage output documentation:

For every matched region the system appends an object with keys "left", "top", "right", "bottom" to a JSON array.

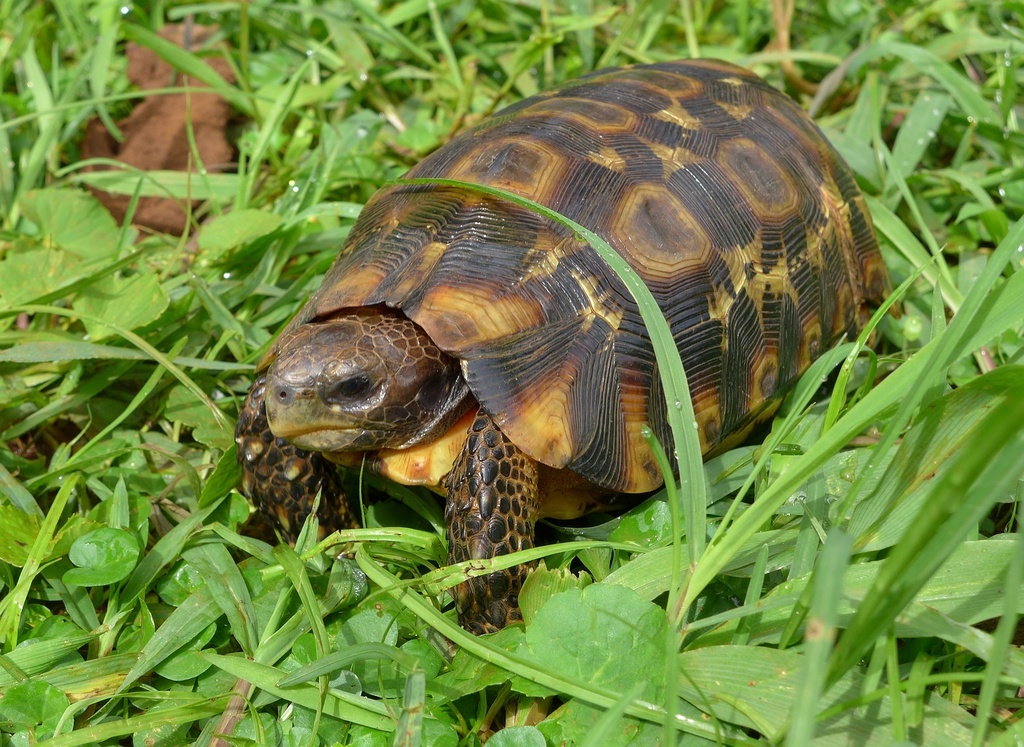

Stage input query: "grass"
[{"left": 1, "top": 0, "right": 1023, "bottom": 745}]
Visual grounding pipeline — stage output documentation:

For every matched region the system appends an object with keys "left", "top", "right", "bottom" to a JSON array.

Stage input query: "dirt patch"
[{"left": 82, "top": 23, "right": 234, "bottom": 235}]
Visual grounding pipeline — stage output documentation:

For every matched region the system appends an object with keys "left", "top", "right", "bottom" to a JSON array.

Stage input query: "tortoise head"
[{"left": 264, "top": 309, "right": 473, "bottom": 453}]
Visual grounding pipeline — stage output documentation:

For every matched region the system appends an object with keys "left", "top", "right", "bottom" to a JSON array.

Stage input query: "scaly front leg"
[{"left": 444, "top": 411, "right": 541, "bottom": 633}]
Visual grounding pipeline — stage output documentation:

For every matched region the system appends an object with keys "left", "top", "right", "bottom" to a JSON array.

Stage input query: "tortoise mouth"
[
  {"left": 269, "top": 422, "right": 377, "bottom": 453},
  {"left": 293, "top": 432, "right": 358, "bottom": 453}
]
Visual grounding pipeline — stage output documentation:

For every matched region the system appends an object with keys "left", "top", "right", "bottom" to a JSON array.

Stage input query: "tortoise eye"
[{"left": 328, "top": 374, "right": 374, "bottom": 402}]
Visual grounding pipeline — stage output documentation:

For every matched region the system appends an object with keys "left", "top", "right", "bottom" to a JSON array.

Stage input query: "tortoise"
[{"left": 235, "top": 58, "right": 890, "bottom": 634}]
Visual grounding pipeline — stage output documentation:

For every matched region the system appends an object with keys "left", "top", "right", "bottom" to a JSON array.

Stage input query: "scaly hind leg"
[{"left": 444, "top": 411, "right": 540, "bottom": 634}]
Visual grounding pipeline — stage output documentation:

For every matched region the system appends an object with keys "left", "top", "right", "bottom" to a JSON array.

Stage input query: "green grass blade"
[
  {"left": 850, "top": 40, "right": 999, "bottom": 126},
  {"left": 784, "top": 531, "right": 853, "bottom": 745},
  {"left": 970, "top": 527, "right": 1024, "bottom": 746},
  {"left": 0, "top": 475, "right": 79, "bottom": 650},
  {"left": 828, "top": 370, "right": 1024, "bottom": 681},
  {"left": 115, "top": 586, "right": 223, "bottom": 696},
  {"left": 37, "top": 700, "right": 228, "bottom": 747},
  {"left": 121, "top": 24, "right": 253, "bottom": 116},
  {"left": 5, "top": 304, "right": 228, "bottom": 430},
  {"left": 204, "top": 653, "right": 395, "bottom": 730},
  {"left": 184, "top": 543, "right": 259, "bottom": 657}
]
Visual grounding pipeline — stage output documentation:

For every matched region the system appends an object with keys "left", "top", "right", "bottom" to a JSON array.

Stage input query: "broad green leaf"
[
  {"left": 523, "top": 584, "right": 667, "bottom": 700},
  {"left": 155, "top": 559, "right": 207, "bottom": 607},
  {"left": 361, "top": 550, "right": 746, "bottom": 743},
  {"left": 609, "top": 496, "right": 673, "bottom": 547},
  {"left": 131, "top": 721, "right": 191, "bottom": 747},
  {"left": 19, "top": 188, "right": 121, "bottom": 261},
  {"left": 401, "top": 639, "right": 444, "bottom": 680},
  {"left": 73, "top": 269, "right": 169, "bottom": 341},
  {"left": 0, "top": 503, "right": 42, "bottom": 566},
  {"left": 278, "top": 726, "right": 317, "bottom": 747},
  {"left": 71, "top": 170, "right": 241, "bottom": 202},
  {"left": 164, "top": 385, "right": 233, "bottom": 449},
  {"left": 343, "top": 725, "right": 390, "bottom": 746},
  {"left": 198, "top": 447, "right": 244, "bottom": 509},
  {"left": 0, "top": 242, "right": 98, "bottom": 307},
  {"left": 538, "top": 699, "right": 668, "bottom": 747},
  {"left": 62, "top": 527, "right": 141, "bottom": 586},
  {"left": 420, "top": 719, "right": 460, "bottom": 747},
  {"left": 486, "top": 726, "right": 547, "bottom": 747},
  {"left": 198, "top": 208, "right": 284, "bottom": 258},
  {"left": 677, "top": 646, "right": 974, "bottom": 745},
  {"left": 518, "top": 564, "right": 592, "bottom": 626},
  {"left": 429, "top": 626, "right": 527, "bottom": 701},
  {"left": 21, "top": 614, "right": 87, "bottom": 644},
  {"left": 336, "top": 608, "right": 403, "bottom": 697},
  {"left": 0, "top": 679, "right": 70, "bottom": 733},
  {"left": 233, "top": 713, "right": 281, "bottom": 744}
]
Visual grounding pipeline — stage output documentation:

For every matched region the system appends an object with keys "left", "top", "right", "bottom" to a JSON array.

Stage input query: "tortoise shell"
[{"left": 272, "top": 58, "right": 888, "bottom": 494}]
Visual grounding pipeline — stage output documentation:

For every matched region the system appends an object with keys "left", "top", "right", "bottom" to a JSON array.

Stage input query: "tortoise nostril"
[{"left": 273, "top": 385, "right": 294, "bottom": 404}]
